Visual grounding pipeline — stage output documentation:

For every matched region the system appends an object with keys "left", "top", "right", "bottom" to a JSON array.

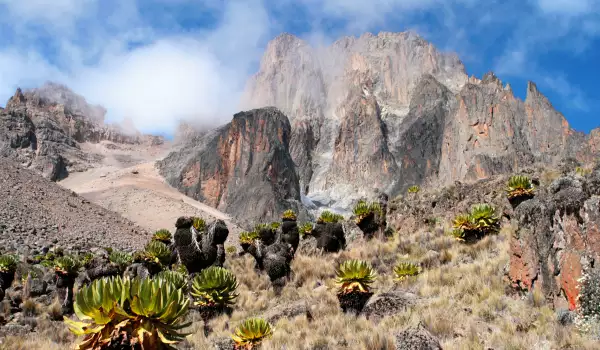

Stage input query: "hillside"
[
  {"left": 0, "top": 160, "right": 598, "bottom": 349},
  {"left": 0, "top": 156, "right": 150, "bottom": 252}
]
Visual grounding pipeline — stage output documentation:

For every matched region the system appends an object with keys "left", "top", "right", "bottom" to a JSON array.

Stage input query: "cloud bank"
[{"left": 0, "top": 0, "right": 598, "bottom": 134}]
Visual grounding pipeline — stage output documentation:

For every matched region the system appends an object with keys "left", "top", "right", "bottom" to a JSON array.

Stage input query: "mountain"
[
  {"left": 0, "top": 83, "right": 164, "bottom": 181},
  {"left": 158, "top": 107, "right": 306, "bottom": 225},
  {"left": 238, "top": 31, "right": 598, "bottom": 210}
]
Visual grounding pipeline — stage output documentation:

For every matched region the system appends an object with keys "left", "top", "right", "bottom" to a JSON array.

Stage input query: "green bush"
[
  {"left": 506, "top": 175, "right": 535, "bottom": 199},
  {"left": 334, "top": 260, "right": 376, "bottom": 295},
  {"left": 231, "top": 318, "right": 273, "bottom": 349},
  {"left": 407, "top": 185, "right": 420, "bottom": 194},
  {"left": 317, "top": 210, "right": 344, "bottom": 224},
  {"left": 64, "top": 276, "right": 190, "bottom": 349}
]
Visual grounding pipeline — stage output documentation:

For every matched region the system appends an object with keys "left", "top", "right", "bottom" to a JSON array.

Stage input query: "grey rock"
[
  {"left": 0, "top": 323, "right": 32, "bottom": 338},
  {"left": 261, "top": 299, "right": 312, "bottom": 324},
  {"left": 211, "top": 337, "right": 235, "bottom": 350},
  {"left": 363, "top": 291, "right": 417, "bottom": 323},
  {"left": 395, "top": 322, "right": 442, "bottom": 350}
]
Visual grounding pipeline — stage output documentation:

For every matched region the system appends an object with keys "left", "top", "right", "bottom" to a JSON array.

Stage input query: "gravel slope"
[{"left": 0, "top": 156, "right": 150, "bottom": 254}]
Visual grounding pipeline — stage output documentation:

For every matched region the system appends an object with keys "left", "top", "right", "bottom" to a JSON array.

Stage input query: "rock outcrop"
[
  {"left": 508, "top": 170, "right": 600, "bottom": 310},
  {"left": 0, "top": 83, "right": 164, "bottom": 181},
  {"left": 241, "top": 31, "right": 599, "bottom": 209},
  {"left": 158, "top": 107, "right": 304, "bottom": 224}
]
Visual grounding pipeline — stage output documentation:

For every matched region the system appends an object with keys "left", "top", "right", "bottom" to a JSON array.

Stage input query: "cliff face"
[
  {"left": 0, "top": 83, "right": 164, "bottom": 181},
  {"left": 158, "top": 107, "right": 304, "bottom": 225},
  {"left": 240, "top": 32, "right": 597, "bottom": 208}
]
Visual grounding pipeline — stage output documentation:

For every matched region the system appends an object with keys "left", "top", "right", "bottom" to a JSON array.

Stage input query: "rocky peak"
[
  {"left": 158, "top": 107, "right": 305, "bottom": 224},
  {"left": 0, "top": 83, "right": 164, "bottom": 181}
]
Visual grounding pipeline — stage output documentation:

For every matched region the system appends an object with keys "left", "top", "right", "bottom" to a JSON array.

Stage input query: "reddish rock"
[
  {"left": 158, "top": 107, "right": 305, "bottom": 225},
  {"left": 508, "top": 176, "right": 600, "bottom": 310},
  {"left": 560, "top": 251, "right": 583, "bottom": 310}
]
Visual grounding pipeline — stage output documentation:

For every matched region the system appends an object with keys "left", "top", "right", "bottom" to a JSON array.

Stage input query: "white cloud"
[
  {"left": 0, "top": 0, "right": 597, "bottom": 134},
  {"left": 0, "top": 0, "right": 272, "bottom": 134}
]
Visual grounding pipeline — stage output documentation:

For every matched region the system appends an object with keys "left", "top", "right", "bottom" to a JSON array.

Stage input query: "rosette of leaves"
[
  {"left": 281, "top": 209, "right": 297, "bottom": 221},
  {"left": 469, "top": 204, "right": 499, "bottom": 234},
  {"left": 54, "top": 256, "right": 82, "bottom": 277},
  {"left": 407, "top": 185, "right": 420, "bottom": 194},
  {"left": 156, "top": 270, "right": 188, "bottom": 291},
  {"left": 231, "top": 318, "right": 273, "bottom": 350},
  {"left": 239, "top": 231, "right": 260, "bottom": 245},
  {"left": 0, "top": 254, "right": 18, "bottom": 291},
  {"left": 171, "top": 263, "right": 188, "bottom": 275},
  {"left": 505, "top": 175, "right": 535, "bottom": 199},
  {"left": 77, "top": 252, "right": 95, "bottom": 269},
  {"left": 192, "top": 217, "right": 206, "bottom": 232},
  {"left": 452, "top": 214, "right": 474, "bottom": 232},
  {"left": 109, "top": 251, "right": 133, "bottom": 273},
  {"left": 335, "top": 259, "right": 376, "bottom": 294},
  {"left": 153, "top": 229, "right": 173, "bottom": 245},
  {"left": 334, "top": 259, "right": 376, "bottom": 314},
  {"left": 298, "top": 222, "right": 313, "bottom": 237},
  {"left": 352, "top": 200, "right": 383, "bottom": 225},
  {"left": 64, "top": 276, "right": 191, "bottom": 349},
  {"left": 316, "top": 210, "right": 344, "bottom": 224},
  {"left": 190, "top": 266, "right": 238, "bottom": 308},
  {"left": 137, "top": 241, "right": 172, "bottom": 267},
  {"left": 393, "top": 262, "right": 420, "bottom": 281}
]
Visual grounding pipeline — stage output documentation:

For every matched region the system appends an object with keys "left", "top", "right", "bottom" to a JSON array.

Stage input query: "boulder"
[{"left": 395, "top": 322, "right": 442, "bottom": 350}]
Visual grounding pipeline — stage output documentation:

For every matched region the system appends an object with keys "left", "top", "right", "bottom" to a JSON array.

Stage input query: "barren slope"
[
  {"left": 0, "top": 156, "right": 150, "bottom": 252},
  {"left": 58, "top": 141, "right": 243, "bottom": 242}
]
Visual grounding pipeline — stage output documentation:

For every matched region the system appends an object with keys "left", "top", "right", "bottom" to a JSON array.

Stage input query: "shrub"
[
  {"left": 0, "top": 255, "right": 18, "bottom": 273},
  {"left": 352, "top": 200, "right": 383, "bottom": 224},
  {"left": 153, "top": 229, "right": 173, "bottom": 244},
  {"left": 138, "top": 241, "right": 172, "bottom": 267},
  {"left": 335, "top": 260, "right": 376, "bottom": 294},
  {"left": 254, "top": 222, "right": 280, "bottom": 232},
  {"left": 393, "top": 262, "right": 420, "bottom": 281},
  {"left": 317, "top": 210, "right": 344, "bottom": 224},
  {"left": 190, "top": 266, "right": 238, "bottom": 308},
  {"left": 64, "top": 276, "right": 190, "bottom": 349},
  {"left": 407, "top": 185, "right": 420, "bottom": 194},
  {"left": 451, "top": 203, "right": 499, "bottom": 241},
  {"left": 231, "top": 318, "right": 273, "bottom": 349},
  {"left": 156, "top": 270, "right": 188, "bottom": 290},
  {"left": 192, "top": 217, "right": 206, "bottom": 232},
  {"left": 225, "top": 246, "right": 237, "bottom": 255},
  {"left": 281, "top": 209, "right": 297, "bottom": 221},
  {"left": 239, "top": 231, "right": 260, "bottom": 245},
  {"left": 298, "top": 222, "right": 313, "bottom": 237},
  {"left": 469, "top": 204, "right": 499, "bottom": 232},
  {"left": 77, "top": 252, "right": 95, "bottom": 268},
  {"left": 53, "top": 256, "right": 81, "bottom": 277},
  {"left": 576, "top": 166, "right": 592, "bottom": 177},
  {"left": 109, "top": 251, "right": 133, "bottom": 271},
  {"left": 506, "top": 175, "right": 535, "bottom": 199}
]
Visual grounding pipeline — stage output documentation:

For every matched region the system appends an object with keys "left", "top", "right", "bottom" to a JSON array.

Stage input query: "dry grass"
[{"left": 3, "top": 221, "right": 597, "bottom": 350}]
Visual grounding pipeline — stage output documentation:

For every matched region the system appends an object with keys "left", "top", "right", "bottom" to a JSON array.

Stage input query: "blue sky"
[{"left": 0, "top": 0, "right": 598, "bottom": 134}]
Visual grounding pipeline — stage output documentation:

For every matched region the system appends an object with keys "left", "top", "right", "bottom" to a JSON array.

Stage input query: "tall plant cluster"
[{"left": 239, "top": 210, "right": 300, "bottom": 286}]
